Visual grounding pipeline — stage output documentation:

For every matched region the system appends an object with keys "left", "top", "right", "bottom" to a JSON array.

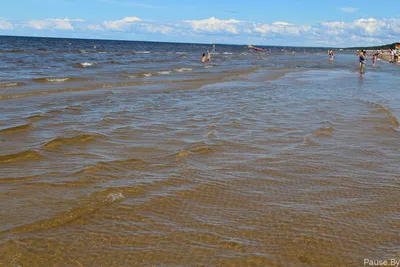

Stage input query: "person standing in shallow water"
[
  {"left": 372, "top": 52, "right": 378, "bottom": 67},
  {"left": 329, "top": 49, "right": 334, "bottom": 60},
  {"left": 359, "top": 51, "right": 366, "bottom": 74}
]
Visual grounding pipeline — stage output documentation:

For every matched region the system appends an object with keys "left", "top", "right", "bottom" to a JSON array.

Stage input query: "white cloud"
[
  {"left": 2, "top": 16, "right": 400, "bottom": 47},
  {"left": 103, "top": 17, "right": 141, "bottom": 31},
  {"left": 340, "top": 7, "right": 359, "bottom": 13},
  {"left": 0, "top": 18, "right": 13, "bottom": 30},
  {"left": 185, "top": 17, "right": 241, "bottom": 34},
  {"left": 26, "top": 18, "right": 84, "bottom": 30},
  {"left": 143, "top": 24, "right": 173, "bottom": 34},
  {"left": 254, "top": 22, "right": 311, "bottom": 36},
  {"left": 87, "top": 24, "right": 104, "bottom": 31}
]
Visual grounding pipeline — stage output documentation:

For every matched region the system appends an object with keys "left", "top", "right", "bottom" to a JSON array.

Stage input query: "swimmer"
[{"left": 202, "top": 53, "right": 207, "bottom": 63}]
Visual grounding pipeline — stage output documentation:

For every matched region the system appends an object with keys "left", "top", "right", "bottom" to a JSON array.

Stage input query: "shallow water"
[{"left": 1, "top": 36, "right": 400, "bottom": 267}]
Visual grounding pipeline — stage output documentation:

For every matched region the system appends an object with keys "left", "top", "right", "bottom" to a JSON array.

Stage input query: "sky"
[{"left": 0, "top": 0, "right": 399, "bottom": 47}]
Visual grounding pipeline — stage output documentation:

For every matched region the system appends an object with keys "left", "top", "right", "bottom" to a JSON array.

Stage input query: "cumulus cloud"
[
  {"left": 87, "top": 24, "right": 104, "bottom": 31},
  {"left": 0, "top": 18, "right": 13, "bottom": 30},
  {"left": 2, "top": 16, "right": 400, "bottom": 47},
  {"left": 103, "top": 17, "right": 141, "bottom": 31},
  {"left": 184, "top": 17, "right": 241, "bottom": 34},
  {"left": 26, "top": 18, "right": 84, "bottom": 30},
  {"left": 254, "top": 22, "right": 311, "bottom": 36},
  {"left": 340, "top": 7, "right": 359, "bottom": 13},
  {"left": 143, "top": 24, "right": 173, "bottom": 34}
]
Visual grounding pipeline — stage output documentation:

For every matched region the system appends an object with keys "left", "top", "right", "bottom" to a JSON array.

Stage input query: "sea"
[{"left": 0, "top": 36, "right": 399, "bottom": 267}]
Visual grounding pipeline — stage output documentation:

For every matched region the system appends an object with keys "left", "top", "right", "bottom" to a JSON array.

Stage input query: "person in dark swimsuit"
[{"left": 359, "top": 51, "right": 366, "bottom": 74}]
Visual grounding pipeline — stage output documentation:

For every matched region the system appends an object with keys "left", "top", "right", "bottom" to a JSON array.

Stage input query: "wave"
[
  {"left": 176, "top": 141, "right": 220, "bottom": 160},
  {"left": 105, "top": 60, "right": 124, "bottom": 65},
  {"left": 78, "top": 158, "right": 149, "bottom": 175},
  {"left": 174, "top": 68, "right": 195, "bottom": 72},
  {"left": 157, "top": 70, "right": 172, "bottom": 75},
  {"left": 139, "top": 73, "right": 153, "bottom": 78},
  {"left": 24, "top": 114, "right": 48, "bottom": 121},
  {"left": 0, "top": 49, "right": 26, "bottom": 53},
  {"left": 76, "top": 62, "right": 95, "bottom": 68},
  {"left": 0, "top": 82, "right": 25, "bottom": 88},
  {"left": 0, "top": 123, "right": 33, "bottom": 133},
  {"left": 0, "top": 150, "right": 44, "bottom": 163},
  {"left": 33, "top": 77, "right": 71, "bottom": 83},
  {"left": 313, "top": 126, "right": 334, "bottom": 137},
  {"left": 32, "top": 77, "right": 89, "bottom": 83},
  {"left": 43, "top": 134, "right": 104, "bottom": 150},
  {"left": 374, "top": 104, "right": 400, "bottom": 127},
  {"left": 3, "top": 188, "right": 125, "bottom": 234},
  {"left": 134, "top": 51, "right": 151, "bottom": 54}
]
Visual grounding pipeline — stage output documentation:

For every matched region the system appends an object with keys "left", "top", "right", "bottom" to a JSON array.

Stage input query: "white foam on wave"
[
  {"left": 79, "top": 62, "right": 94, "bottom": 68},
  {"left": 0, "top": 82, "right": 19, "bottom": 88},
  {"left": 105, "top": 192, "right": 125, "bottom": 203},
  {"left": 46, "top": 78, "right": 71, "bottom": 83},
  {"left": 174, "top": 68, "right": 194, "bottom": 72},
  {"left": 134, "top": 51, "right": 151, "bottom": 54},
  {"left": 157, "top": 71, "right": 172, "bottom": 75},
  {"left": 223, "top": 52, "right": 233, "bottom": 55}
]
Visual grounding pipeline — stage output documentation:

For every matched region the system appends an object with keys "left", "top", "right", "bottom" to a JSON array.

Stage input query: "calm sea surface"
[{"left": 1, "top": 36, "right": 399, "bottom": 267}]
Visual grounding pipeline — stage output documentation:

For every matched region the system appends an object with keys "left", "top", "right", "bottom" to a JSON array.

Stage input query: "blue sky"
[{"left": 1, "top": 0, "right": 399, "bottom": 47}]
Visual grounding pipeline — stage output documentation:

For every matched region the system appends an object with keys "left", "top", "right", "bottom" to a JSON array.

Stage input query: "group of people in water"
[{"left": 202, "top": 44, "right": 396, "bottom": 75}]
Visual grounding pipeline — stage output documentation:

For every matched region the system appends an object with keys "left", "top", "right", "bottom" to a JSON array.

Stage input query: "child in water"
[{"left": 372, "top": 52, "right": 378, "bottom": 67}]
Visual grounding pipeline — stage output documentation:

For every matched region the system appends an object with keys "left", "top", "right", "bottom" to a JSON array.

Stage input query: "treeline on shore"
[{"left": 346, "top": 42, "right": 398, "bottom": 50}]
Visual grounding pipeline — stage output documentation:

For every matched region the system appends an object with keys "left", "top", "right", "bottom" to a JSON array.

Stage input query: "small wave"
[
  {"left": 134, "top": 51, "right": 151, "bottom": 54},
  {"left": 105, "top": 192, "right": 125, "bottom": 202},
  {"left": 121, "top": 75, "right": 138, "bottom": 79},
  {"left": 0, "top": 150, "right": 43, "bottom": 163},
  {"left": 174, "top": 68, "right": 194, "bottom": 72},
  {"left": 43, "top": 134, "right": 103, "bottom": 149},
  {"left": 0, "top": 49, "right": 25, "bottom": 53},
  {"left": 77, "top": 62, "right": 95, "bottom": 68},
  {"left": 176, "top": 142, "right": 218, "bottom": 160},
  {"left": 25, "top": 114, "right": 48, "bottom": 121},
  {"left": 139, "top": 73, "right": 153, "bottom": 77},
  {"left": 78, "top": 50, "right": 88, "bottom": 54},
  {"left": 313, "top": 126, "right": 334, "bottom": 137},
  {"left": 223, "top": 52, "right": 233, "bottom": 55},
  {"left": 106, "top": 61, "right": 124, "bottom": 65},
  {"left": 0, "top": 82, "right": 25, "bottom": 88},
  {"left": 157, "top": 71, "right": 172, "bottom": 75},
  {"left": 0, "top": 123, "right": 33, "bottom": 133},
  {"left": 204, "top": 65, "right": 214, "bottom": 69},
  {"left": 4, "top": 188, "right": 125, "bottom": 234},
  {"left": 374, "top": 104, "right": 400, "bottom": 127},
  {"left": 80, "top": 158, "right": 149, "bottom": 174},
  {"left": 33, "top": 77, "right": 71, "bottom": 83}
]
